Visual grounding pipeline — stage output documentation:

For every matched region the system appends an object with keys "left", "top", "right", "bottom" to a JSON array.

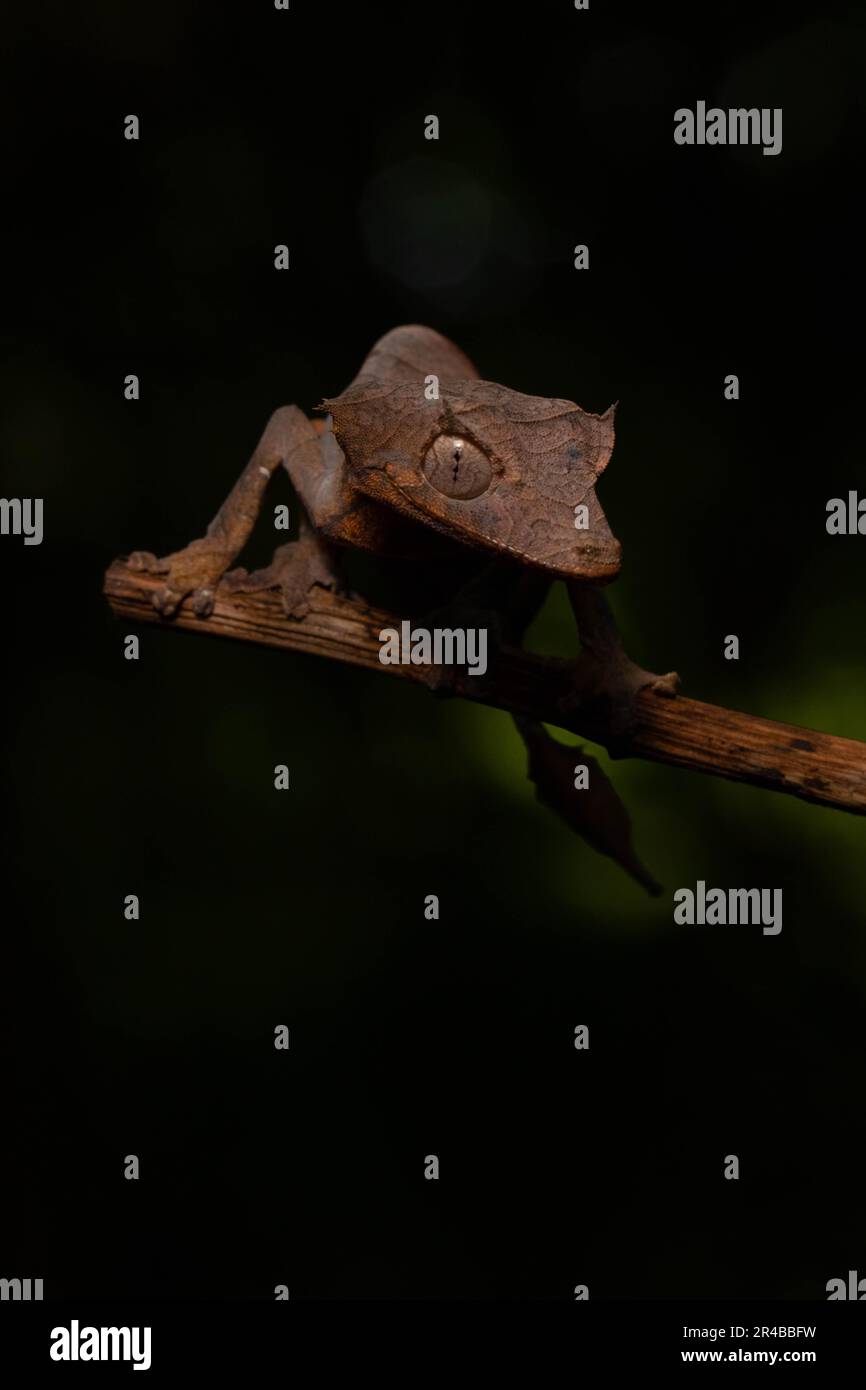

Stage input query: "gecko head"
[{"left": 319, "top": 379, "right": 622, "bottom": 581}]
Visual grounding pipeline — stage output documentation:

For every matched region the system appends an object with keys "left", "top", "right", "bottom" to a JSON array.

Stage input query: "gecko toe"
[
  {"left": 129, "top": 550, "right": 165, "bottom": 574},
  {"left": 190, "top": 587, "right": 216, "bottom": 617},
  {"left": 649, "top": 670, "right": 680, "bottom": 698},
  {"left": 153, "top": 586, "right": 183, "bottom": 618}
]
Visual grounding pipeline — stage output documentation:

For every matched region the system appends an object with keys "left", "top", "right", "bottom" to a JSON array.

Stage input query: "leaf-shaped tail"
[{"left": 514, "top": 715, "right": 662, "bottom": 897}]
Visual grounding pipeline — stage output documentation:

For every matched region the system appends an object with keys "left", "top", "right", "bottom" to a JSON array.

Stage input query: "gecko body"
[{"left": 129, "top": 326, "right": 677, "bottom": 893}]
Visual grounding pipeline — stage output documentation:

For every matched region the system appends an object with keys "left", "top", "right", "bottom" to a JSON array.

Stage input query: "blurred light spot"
[{"left": 361, "top": 158, "right": 491, "bottom": 290}]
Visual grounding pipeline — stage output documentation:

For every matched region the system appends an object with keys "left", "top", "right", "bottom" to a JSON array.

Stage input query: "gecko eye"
[{"left": 422, "top": 435, "right": 493, "bottom": 500}]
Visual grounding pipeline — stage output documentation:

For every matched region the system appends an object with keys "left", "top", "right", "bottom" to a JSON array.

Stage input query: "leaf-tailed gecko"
[{"left": 129, "top": 326, "right": 678, "bottom": 893}]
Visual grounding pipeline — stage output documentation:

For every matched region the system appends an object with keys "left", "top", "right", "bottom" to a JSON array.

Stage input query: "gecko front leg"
[
  {"left": 562, "top": 582, "right": 679, "bottom": 741},
  {"left": 128, "top": 405, "right": 320, "bottom": 617}
]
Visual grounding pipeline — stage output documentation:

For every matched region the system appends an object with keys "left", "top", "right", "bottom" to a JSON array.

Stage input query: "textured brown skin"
[
  {"left": 129, "top": 326, "right": 623, "bottom": 609},
  {"left": 126, "top": 325, "right": 673, "bottom": 894},
  {"left": 320, "top": 325, "right": 622, "bottom": 581},
  {"left": 112, "top": 333, "right": 865, "bottom": 893}
]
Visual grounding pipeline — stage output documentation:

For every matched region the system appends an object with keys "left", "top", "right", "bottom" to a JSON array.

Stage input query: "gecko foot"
[
  {"left": 128, "top": 538, "right": 232, "bottom": 618},
  {"left": 559, "top": 650, "right": 680, "bottom": 740},
  {"left": 222, "top": 529, "right": 340, "bottom": 620}
]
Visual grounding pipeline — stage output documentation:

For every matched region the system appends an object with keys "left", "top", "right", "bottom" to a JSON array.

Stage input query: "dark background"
[{"left": 2, "top": 0, "right": 865, "bottom": 1299}]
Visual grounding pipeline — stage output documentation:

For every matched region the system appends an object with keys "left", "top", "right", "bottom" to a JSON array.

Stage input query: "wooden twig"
[{"left": 103, "top": 557, "right": 866, "bottom": 816}]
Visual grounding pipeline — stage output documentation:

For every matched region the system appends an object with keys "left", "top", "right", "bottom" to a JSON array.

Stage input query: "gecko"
[{"left": 128, "top": 325, "right": 679, "bottom": 894}]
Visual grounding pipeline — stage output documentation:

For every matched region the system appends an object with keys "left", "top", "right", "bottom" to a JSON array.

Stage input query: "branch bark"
[{"left": 103, "top": 556, "right": 866, "bottom": 816}]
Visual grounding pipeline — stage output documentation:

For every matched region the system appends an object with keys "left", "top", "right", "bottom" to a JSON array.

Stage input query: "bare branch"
[{"left": 103, "top": 557, "right": 866, "bottom": 816}]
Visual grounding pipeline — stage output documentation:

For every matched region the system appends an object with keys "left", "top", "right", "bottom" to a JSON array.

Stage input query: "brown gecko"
[{"left": 129, "top": 326, "right": 678, "bottom": 893}]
